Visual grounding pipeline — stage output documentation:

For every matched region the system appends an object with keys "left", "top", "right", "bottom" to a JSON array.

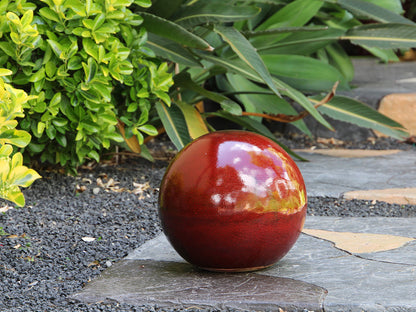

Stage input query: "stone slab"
[
  {"left": 293, "top": 148, "right": 402, "bottom": 158},
  {"left": 72, "top": 259, "right": 327, "bottom": 311},
  {"left": 295, "top": 150, "right": 416, "bottom": 199},
  {"left": 376, "top": 93, "right": 416, "bottom": 136},
  {"left": 72, "top": 217, "right": 416, "bottom": 312},
  {"left": 344, "top": 187, "right": 416, "bottom": 205}
]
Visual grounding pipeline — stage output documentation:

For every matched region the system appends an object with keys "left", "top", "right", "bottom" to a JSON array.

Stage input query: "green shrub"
[
  {"left": 136, "top": 0, "right": 415, "bottom": 155},
  {"left": 0, "top": 0, "right": 173, "bottom": 172},
  {"left": 0, "top": 69, "right": 40, "bottom": 207}
]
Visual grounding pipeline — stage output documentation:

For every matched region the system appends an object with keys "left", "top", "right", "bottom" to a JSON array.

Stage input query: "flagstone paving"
[
  {"left": 295, "top": 150, "right": 416, "bottom": 201},
  {"left": 72, "top": 149, "right": 416, "bottom": 311},
  {"left": 72, "top": 217, "right": 416, "bottom": 312}
]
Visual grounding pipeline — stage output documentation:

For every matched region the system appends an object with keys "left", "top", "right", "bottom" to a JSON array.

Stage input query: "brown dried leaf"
[
  {"left": 0, "top": 205, "right": 14, "bottom": 213},
  {"left": 88, "top": 260, "right": 100, "bottom": 267}
]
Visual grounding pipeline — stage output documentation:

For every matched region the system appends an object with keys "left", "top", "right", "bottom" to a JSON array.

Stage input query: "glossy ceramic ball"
[{"left": 158, "top": 130, "right": 307, "bottom": 272}]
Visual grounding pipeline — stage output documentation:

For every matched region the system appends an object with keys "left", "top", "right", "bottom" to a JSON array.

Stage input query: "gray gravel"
[{"left": 1, "top": 137, "right": 415, "bottom": 312}]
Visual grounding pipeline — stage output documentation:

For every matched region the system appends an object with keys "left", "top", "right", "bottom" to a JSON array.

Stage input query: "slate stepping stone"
[{"left": 72, "top": 259, "right": 327, "bottom": 311}]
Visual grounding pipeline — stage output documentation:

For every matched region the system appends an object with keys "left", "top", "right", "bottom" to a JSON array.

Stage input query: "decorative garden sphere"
[{"left": 158, "top": 130, "right": 307, "bottom": 272}]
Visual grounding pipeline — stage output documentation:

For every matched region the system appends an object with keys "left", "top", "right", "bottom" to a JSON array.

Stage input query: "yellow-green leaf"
[{"left": 175, "top": 101, "right": 209, "bottom": 140}]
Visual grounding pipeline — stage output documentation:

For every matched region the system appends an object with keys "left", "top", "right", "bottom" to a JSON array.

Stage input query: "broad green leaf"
[
  {"left": 199, "top": 54, "right": 333, "bottom": 130},
  {"left": 11, "top": 166, "right": 42, "bottom": 188},
  {"left": 28, "top": 67, "right": 45, "bottom": 83},
  {"left": 80, "top": 120, "right": 99, "bottom": 133},
  {"left": 45, "top": 125, "right": 56, "bottom": 139},
  {"left": 318, "top": 96, "right": 409, "bottom": 140},
  {"left": 262, "top": 54, "right": 346, "bottom": 91},
  {"left": 209, "top": 111, "right": 307, "bottom": 161},
  {"left": 173, "top": 72, "right": 242, "bottom": 115},
  {"left": 135, "top": 0, "right": 151, "bottom": 8},
  {"left": 342, "top": 23, "right": 416, "bottom": 49},
  {"left": 20, "top": 10, "right": 33, "bottom": 26},
  {"left": 138, "top": 124, "right": 158, "bottom": 136},
  {"left": 47, "top": 39, "right": 64, "bottom": 59},
  {"left": 175, "top": 101, "right": 209, "bottom": 139},
  {"left": 141, "top": 13, "right": 213, "bottom": 51},
  {"left": 146, "top": 34, "right": 201, "bottom": 67},
  {"left": 52, "top": 118, "right": 68, "bottom": 127},
  {"left": 214, "top": 25, "right": 281, "bottom": 97},
  {"left": 0, "top": 129, "right": 31, "bottom": 147},
  {"left": 0, "top": 144, "right": 13, "bottom": 157},
  {"left": 0, "top": 42, "right": 15, "bottom": 58},
  {"left": 0, "top": 69, "right": 13, "bottom": 76},
  {"left": 56, "top": 133, "right": 67, "bottom": 147},
  {"left": 155, "top": 101, "right": 191, "bottom": 150},
  {"left": 256, "top": 0, "right": 324, "bottom": 31},
  {"left": 82, "top": 38, "right": 99, "bottom": 61},
  {"left": 174, "top": 2, "right": 260, "bottom": 29},
  {"left": 226, "top": 74, "right": 311, "bottom": 136},
  {"left": 39, "top": 7, "right": 60, "bottom": 23},
  {"left": 3, "top": 188, "right": 25, "bottom": 207},
  {"left": 336, "top": 0, "right": 413, "bottom": 25},
  {"left": 87, "top": 150, "right": 100, "bottom": 162}
]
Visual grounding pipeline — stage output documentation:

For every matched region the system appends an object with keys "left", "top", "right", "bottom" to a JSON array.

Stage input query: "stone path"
[
  {"left": 72, "top": 149, "right": 416, "bottom": 312},
  {"left": 295, "top": 149, "right": 416, "bottom": 201}
]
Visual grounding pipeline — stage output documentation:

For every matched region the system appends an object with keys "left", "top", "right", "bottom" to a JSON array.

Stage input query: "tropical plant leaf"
[
  {"left": 359, "top": 0, "right": 403, "bottom": 14},
  {"left": 317, "top": 96, "right": 409, "bottom": 140},
  {"left": 336, "top": 0, "right": 413, "bottom": 25},
  {"left": 155, "top": 101, "right": 191, "bottom": 150},
  {"left": 199, "top": 54, "right": 333, "bottom": 130},
  {"left": 225, "top": 74, "right": 312, "bottom": 136},
  {"left": 141, "top": 12, "right": 213, "bottom": 51},
  {"left": 214, "top": 25, "right": 281, "bottom": 98},
  {"left": 360, "top": 45, "right": 400, "bottom": 62},
  {"left": 256, "top": 28, "right": 344, "bottom": 55},
  {"left": 342, "top": 23, "right": 416, "bottom": 49},
  {"left": 146, "top": 0, "right": 183, "bottom": 19},
  {"left": 325, "top": 43, "right": 355, "bottom": 82},
  {"left": 146, "top": 34, "right": 201, "bottom": 67},
  {"left": 244, "top": 26, "right": 329, "bottom": 38},
  {"left": 175, "top": 101, "right": 209, "bottom": 140},
  {"left": 256, "top": 0, "right": 324, "bottom": 31},
  {"left": 174, "top": 72, "right": 242, "bottom": 115},
  {"left": 174, "top": 2, "right": 261, "bottom": 29},
  {"left": 262, "top": 54, "right": 347, "bottom": 91},
  {"left": 209, "top": 111, "right": 307, "bottom": 161}
]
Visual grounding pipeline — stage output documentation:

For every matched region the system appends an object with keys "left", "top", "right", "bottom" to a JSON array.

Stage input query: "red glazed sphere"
[{"left": 158, "top": 130, "right": 307, "bottom": 272}]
